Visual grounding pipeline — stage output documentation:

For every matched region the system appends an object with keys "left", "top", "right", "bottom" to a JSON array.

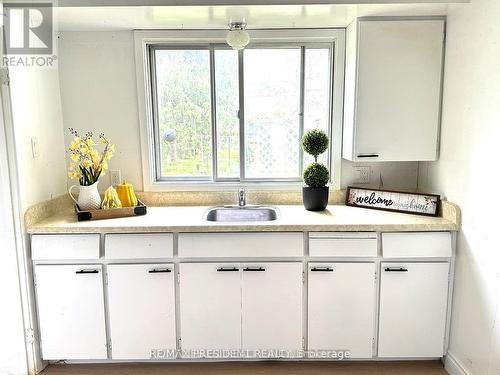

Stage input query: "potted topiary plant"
[{"left": 301, "top": 129, "right": 330, "bottom": 211}]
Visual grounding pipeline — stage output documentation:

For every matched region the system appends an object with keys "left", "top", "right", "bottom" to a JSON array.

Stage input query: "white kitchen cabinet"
[
  {"left": 309, "top": 232, "right": 378, "bottom": 257},
  {"left": 378, "top": 262, "right": 449, "bottom": 358},
  {"left": 107, "top": 264, "right": 176, "bottom": 359},
  {"left": 34, "top": 265, "right": 107, "bottom": 360},
  {"left": 343, "top": 18, "right": 445, "bottom": 162},
  {"left": 179, "top": 263, "right": 241, "bottom": 354},
  {"left": 178, "top": 232, "right": 303, "bottom": 258},
  {"left": 105, "top": 234, "right": 174, "bottom": 259},
  {"left": 241, "top": 263, "right": 303, "bottom": 353},
  {"left": 308, "top": 263, "right": 376, "bottom": 358},
  {"left": 32, "top": 234, "right": 100, "bottom": 260}
]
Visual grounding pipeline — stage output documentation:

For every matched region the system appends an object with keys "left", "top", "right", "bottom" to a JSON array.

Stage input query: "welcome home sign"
[{"left": 346, "top": 187, "right": 440, "bottom": 217}]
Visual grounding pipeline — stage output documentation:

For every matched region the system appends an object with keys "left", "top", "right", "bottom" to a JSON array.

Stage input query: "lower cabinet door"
[
  {"left": 179, "top": 263, "right": 241, "bottom": 355},
  {"left": 308, "top": 262, "right": 376, "bottom": 358},
  {"left": 107, "top": 264, "right": 176, "bottom": 359},
  {"left": 241, "top": 262, "right": 303, "bottom": 354},
  {"left": 35, "top": 265, "right": 107, "bottom": 360},
  {"left": 378, "top": 262, "right": 449, "bottom": 358}
]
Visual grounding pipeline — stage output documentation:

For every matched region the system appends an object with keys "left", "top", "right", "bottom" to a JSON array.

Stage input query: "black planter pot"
[{"left": 302, "top": 186, "right": 329, "bottom": 211}]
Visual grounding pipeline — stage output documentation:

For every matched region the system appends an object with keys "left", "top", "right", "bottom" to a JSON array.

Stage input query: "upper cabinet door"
[
  {"left": 107, "top": 264, "right": 176, "bottom": 359},
  {"left": 241, "top": 263, "right": 303, "bottom": 353},
  {"left": 343, "top": 19, "right": 445, "bottom": 162},
  {"left": 179, "top": 263, "right": 241, "bottom": 354},
  {"left": 378, "top": 262, "right": 449, "bottom": 358},
  {"left": 308, "top": 262, "right": 376, "bottom": 358},
  {"left": 35, "top": 265, "right": 107, "bottom": 360}
]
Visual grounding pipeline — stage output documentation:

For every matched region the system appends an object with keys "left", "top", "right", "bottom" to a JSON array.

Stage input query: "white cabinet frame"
[{"left": 31, "top": 230, "right": 456, "bottom": 363}]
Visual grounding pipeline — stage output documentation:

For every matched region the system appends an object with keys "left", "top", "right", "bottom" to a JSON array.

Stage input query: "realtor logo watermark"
[
  {"left": 150, "top": 349, "right": 352, "bottom": 360},
  {"left": 2, "top": 2, "right": 57, "bottom": 67}
]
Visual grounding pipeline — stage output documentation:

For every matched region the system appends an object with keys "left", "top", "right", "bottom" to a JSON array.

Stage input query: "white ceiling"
[{"left": 54, "top": 3, "right": 465, "bottom": 31}]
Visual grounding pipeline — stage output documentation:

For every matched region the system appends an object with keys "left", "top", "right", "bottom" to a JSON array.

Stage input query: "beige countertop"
[{"left": 27, "top": 203, "right": 460, "bottom": 234}]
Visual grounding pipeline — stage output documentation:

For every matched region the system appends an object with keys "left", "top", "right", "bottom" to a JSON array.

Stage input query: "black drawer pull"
[
  {"left": 243, "top": 267, "right": 266, "bottom": 272},
  {"left": 311, "top": 267, "right": 334, "bottom": 272},
  {"left": 384, "top": 267, "right": 408, "bottom": 272},
  {"left": 75, "top": 269, "right": 99, "bottom": 274},
  {"left": 148, "top": 268, "right": 172, "bottom": 273},
  {"left": 217, "top": 267, "right": 239, "bottom": 272},
  {"left": 357, "top": 154, "right": 379, "bottom": 158}
]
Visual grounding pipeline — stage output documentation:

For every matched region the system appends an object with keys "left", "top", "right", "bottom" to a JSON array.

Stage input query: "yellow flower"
[
  {"left": 79, "top": 145, "right": 89, "bottom": 156},
  {"left": 70, "top": 153, "right": 80, "bottom": 162},
  {"left": 90, "top": 150, "right": 100, "bottom": 165},
  {"left": 101, "top": 161, "right": 108, "bottom": 171},
  {"left": 68, "top": 171, "right": 80, "bottom": 179},
  {"left": 82, "top": 159, "right": 92, "bottom": 168},
  {"left": 86, "top": 138, "right": 96, "bottom": 147},
  {"left": 69, "top": 162, "right": 76, "bottom": 171}
]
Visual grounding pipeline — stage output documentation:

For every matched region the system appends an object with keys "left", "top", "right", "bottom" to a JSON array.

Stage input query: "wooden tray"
[{"left": 75, "top": 200, "right": 147, "bottom": 221}]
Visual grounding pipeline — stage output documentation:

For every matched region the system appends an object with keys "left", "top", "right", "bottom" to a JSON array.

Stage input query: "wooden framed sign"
[{"left": 346, "top": 187, "right": 440, "bottom": 217}]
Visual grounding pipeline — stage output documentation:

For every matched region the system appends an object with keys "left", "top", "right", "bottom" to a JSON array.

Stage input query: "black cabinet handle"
[
  {"left": 243, "top": 267, "right": 266, "bottom": 272},
  {"left": 148, "top": 268, "right": 172, "bottom": 273},
  {"left": 217, "top": 267, "right": 239, "bottom": 272},
  {"left": 357, "top": 154, "right": 379, "bottom": 158},
  {"left": 384, "top": 267, "right": 408, "bottom": 272},
  {"left": 311, "top": 267, "right": 334, "bottom": 272},
  {"left": 75, "top": 269, "right": 99, "bottom": 274}
]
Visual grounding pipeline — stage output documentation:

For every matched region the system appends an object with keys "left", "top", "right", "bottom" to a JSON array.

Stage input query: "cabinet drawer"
[
  {"left": 105, "top": 234, "right": 173, "bottom": 259},
  {"left": 178, "top": 233, "right": 303, "bottom": 258},
  {"left": 309, "top": 232, "right": 377, "bottom": 257},
  {"left": 32, "top": 234, "right": 100, "bottom": 260},
  {"left": 382, "top": 232, "right": 452, "bottom": 258}
]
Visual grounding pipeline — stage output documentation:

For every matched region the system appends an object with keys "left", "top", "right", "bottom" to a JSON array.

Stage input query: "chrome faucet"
[{"left": 238, "top": 188, "right": 246, "bottom": 207}]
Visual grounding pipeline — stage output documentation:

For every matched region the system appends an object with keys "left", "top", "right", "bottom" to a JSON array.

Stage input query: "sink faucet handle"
[{"left": 238, "top": 188, "right": 246, "bottom": 206}]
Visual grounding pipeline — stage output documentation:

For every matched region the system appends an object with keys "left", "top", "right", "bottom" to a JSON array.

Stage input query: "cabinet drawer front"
[
  {"left": 382, "top": 232, "right": 451, "bottom": 258},
  {"left": 32, "top": 234, "right": 100, "bottom": 260},
  {"left": 178, "top": 233, "right": 303, "bottom": 258},
  {"left": 105, "top": 234, "right": 173, "bottom": 259},
  {"left": 309, "top": 232, "right": 377, "bottom": 257}
]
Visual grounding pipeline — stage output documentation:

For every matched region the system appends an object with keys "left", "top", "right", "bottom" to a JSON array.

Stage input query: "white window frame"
[{"left": 134, "top": 29, "right": 345, "bottom": 191}]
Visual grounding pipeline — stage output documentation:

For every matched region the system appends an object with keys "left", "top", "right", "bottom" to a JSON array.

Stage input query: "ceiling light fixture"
[{"left": 226, "top": 22, "right": 250, "bottom": 50}]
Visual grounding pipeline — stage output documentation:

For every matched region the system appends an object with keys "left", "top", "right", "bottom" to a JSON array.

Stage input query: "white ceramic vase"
[{"left": 69, "top": 181, "right": 101, "bottom": 210}]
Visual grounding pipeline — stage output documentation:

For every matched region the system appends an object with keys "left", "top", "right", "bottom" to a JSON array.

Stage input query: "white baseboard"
[{"left": 444, "top": 351, "right": 470, "bottom": 375}]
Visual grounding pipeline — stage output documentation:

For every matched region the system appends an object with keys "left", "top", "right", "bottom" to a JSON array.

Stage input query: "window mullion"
[
  {"left": 209, "top": 45, "right": 219, "bottom": 182},
  {"left": 150, "top": 46, "right": 163, "bottom": 182},
  {"left": 238, "top": 49, "right": 245, "bottom": 181},
  {"left": 299, "top": 46, "right": 306, "bottom": 176}
]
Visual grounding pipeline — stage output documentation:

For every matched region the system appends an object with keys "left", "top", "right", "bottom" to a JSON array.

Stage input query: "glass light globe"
[{"left": 226, "top": 29, "right": 250, "bottom": 50}]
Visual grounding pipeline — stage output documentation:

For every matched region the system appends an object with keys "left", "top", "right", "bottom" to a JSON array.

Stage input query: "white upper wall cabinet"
[{"left": 343, "top": 18, "right": 445, "bottom": 162}]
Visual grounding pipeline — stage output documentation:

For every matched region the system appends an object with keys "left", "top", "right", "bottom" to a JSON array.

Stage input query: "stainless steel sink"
[{"left": 205, "top": 206, "right": 278, "bottom": 222}]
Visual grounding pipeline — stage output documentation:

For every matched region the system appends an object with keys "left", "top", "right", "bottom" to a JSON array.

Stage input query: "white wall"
[
  {"left": 418, "top": 0, "right": 500, "bottom": 374},
  {"left": 58, "top": 31, "right": 143, "bottom": 190},
  {"left": 57, "top": 30, "right": 419, "bottom": 192},
  {"left": 9, "top": 67, "right": 67, "bottom": 211}
]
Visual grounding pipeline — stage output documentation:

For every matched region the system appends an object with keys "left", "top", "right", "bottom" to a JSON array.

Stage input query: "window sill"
[{"left": 145, "top": 180, "right": 335, "bottom": 192}]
